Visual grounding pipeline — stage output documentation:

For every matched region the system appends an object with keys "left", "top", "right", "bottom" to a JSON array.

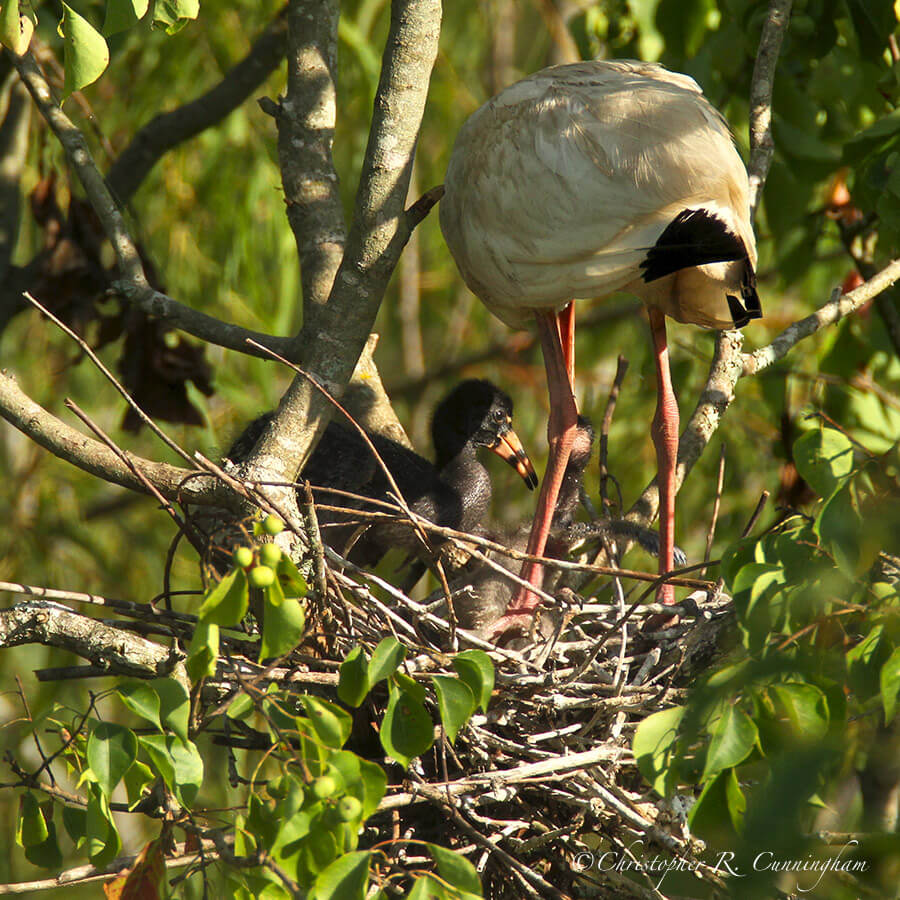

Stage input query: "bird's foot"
[
  {"left": 484, "top": 609, "right": 540, "bottom": 644},
  {"left": 642, "top": 581, "right": 679, "bottom": 632}
]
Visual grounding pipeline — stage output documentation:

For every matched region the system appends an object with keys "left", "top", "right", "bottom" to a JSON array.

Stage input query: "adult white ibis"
[{"left": 440, "top": 59, "right": 760, "bottom": 637}]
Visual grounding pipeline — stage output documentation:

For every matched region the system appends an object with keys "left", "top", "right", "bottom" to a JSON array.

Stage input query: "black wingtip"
[{"left": 640, "top": 208, "right": 747, "bottom": 283}]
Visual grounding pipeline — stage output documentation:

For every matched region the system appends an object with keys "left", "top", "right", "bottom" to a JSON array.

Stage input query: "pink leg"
[
  {"left": 488, "top": 306, "right": 578, "bottom": 638},
  {"left": 648, "top": 307, "right": 678, "bottom": 606}
]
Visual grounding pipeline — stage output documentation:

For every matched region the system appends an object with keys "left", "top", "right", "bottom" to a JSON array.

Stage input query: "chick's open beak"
[{"left": 489, "top": 421, "right": 538, "bottom": 490}]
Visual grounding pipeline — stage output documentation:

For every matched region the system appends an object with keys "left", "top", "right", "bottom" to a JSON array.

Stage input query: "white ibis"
[{"left": 440, "top": 59, "right": 760, "bottom": 637}]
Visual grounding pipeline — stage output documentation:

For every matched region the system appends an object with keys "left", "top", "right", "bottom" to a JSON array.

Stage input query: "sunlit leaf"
[
  {"left": 381, "top": 684, "right": 433, "bottom": 767},
  {"left": 87, "top": 721, "right": 137, "bottom": 798},
  {"left": 368, "top": 637, "right": 405, "bottom": 685},
  {"left": 452, "top": 650, "right": 494, "bottom": 713},
  {"left": 633, "top": 705, "right": 685, "bottom": 797},
  {"left": 702, "top": 705, "right": 758, "bottom": 780},
  {"left": 432, "top": 675, "right": 476, "bottom": 744},
  {"left": 60, "top": 4, "right": 109, "bottom": 97},
  {"left": 338, "top": 646, "right": 370, "bottom": 707}
]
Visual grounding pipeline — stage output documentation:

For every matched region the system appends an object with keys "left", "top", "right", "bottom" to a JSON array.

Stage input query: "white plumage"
[
  {"left": 441, "top": 60, "right": 758, "bottom": 331},
  {"left": 440, "top": 59, "right": 760, "bottom": 636}
]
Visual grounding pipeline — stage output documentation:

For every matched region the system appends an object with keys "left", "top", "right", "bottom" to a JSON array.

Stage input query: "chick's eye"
[{"left": 492, "top": 408, "right": 505, "bottom": 423}]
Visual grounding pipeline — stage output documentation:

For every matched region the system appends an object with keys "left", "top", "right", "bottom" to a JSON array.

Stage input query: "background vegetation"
[{"left": 1, "top": 0, "right": 899, "bottom": 897}]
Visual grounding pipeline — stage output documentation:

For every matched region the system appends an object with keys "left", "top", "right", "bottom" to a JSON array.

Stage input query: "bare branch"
[
  {"left": 275, "top": 0, "right": 346, "bottom": 321},
  {"left": 742, "top": 258, "right": 900, "bottom": 376},
  {"left": 0, "top": 599, "right": 187, "bottom": 685},
  {"left": 10, "top": 51, "right": 293, "bottom": 357},
  {"left": 748, "top": 0, "right": 794, "bottom": 218},
  {"left": 107, "top": 8, "right": 289, "bottom": 205},
  {"left": 246, "top": 0, "right": 442, "bottom": 484},
  {"left": 0, "top": 368, "right": 224, "bottom": 505}
]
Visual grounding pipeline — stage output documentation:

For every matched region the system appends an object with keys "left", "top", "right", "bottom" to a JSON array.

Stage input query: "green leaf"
[
  {"left": 139, "top": 734, "right": 204, "bottom": 807},
  {"left": 0, "top": 0, "right": 35, "bottom": 56},
  {"left": 452, "top": 650, "right": 494, "bottom": 713},
  {"left": 432, "top": 676, "right": 476, "bottom": 744},
  {"left": 844, "top": 108, "right": 900, "bottom": 162},
  {"left": 338, "top": 646, "right": 370, "bottom": 707},
  {"left": 118, "top": 681, "right": 162, "bottom": 731},
  {"left": 633, "top": 705, "right": 685, "bottom": 797},
  {"left": 368, "top": 637, "right": 406, "bottom": 685},
  {"left": 701, "top": 705, "right": 758, "bottom": 780},
  {"left": 103, "top": 0, "right": 149, "bottom": 35},
  {"left": 846, "top": 0, "right": 898, "bottom": 58},
  {"left": 87, "top": 721, "right": 137, "bottom": 798},
  {"left": 25, "top": 819, "right": 63, "bottom": 870},
  {"left": 16, "top": 792, "right": 48, "bottom": 847},
  {"left": 427, "top": 842, "right": 482, "bottom": 894},
  {"left": 85, "top": 783, "right": 121, "bottom": 867},
  {"left": 818, "top": 484, "right": 861, "bottom": 573},
  {"left": 186, "top": 619, "right": 219, "bottom": 682},
  {"left": 770, "top": 683, "right": 830, "bottom": 740},
  {"left": 880, "top": 647, "right": 900, "bottom": 724},
  {"left": 793, "top": 427, "right": 854, "bottom": 500},
  {"left": 197, "top": 568, "right": 249, "bottom": 626},
  {"left": 299, "top": 695, "right": 352, "bottom": 749},
  {"left": 152, "top": 0, "right": 199, "bottom": 34},
  {"left": 381, "top": 684, "right": 434, "bottom": 767},
  {"left": 62, "top": 805, "right": 87, "bottom": 847},
  {"left": 277, "top": 553, "right": 309, "bottom": 599},
  {"left": 309, "top": 851, "right": 371, "bottom": 900},
  {"left": 123, "top": 759, "right": 155, "bottom": 809},
  {"left": 60, "top": 4, "right": 109, "bottom": 97},
  {"left": 228, "top": 692, "right": 255, "bottom": 720},
  {"left": 259, "top": 582, "right": 306, "bottom": 660},
  {"left": 848, "top": 625, "right": 887, "bottom": 700},
  {"left": 152, "top": 677, "right": 190, "bottom": 743},
  {"left": 725, "top": 767, "right": 747, "bottom": 833}
]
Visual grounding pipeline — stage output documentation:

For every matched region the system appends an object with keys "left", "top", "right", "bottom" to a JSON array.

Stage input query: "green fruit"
[
  {"left": 337, "top": 796, "right": 362, "bottom": 822},
  {"left": 262, "top": 514, "right": 284, "bottom": 536},
  {"left": 310, "top": 776, "right": 338, "bottom": 801},
  {"left": 248, "top": 565, "right": 275, "bottom": 588},
  {"left": 232, "top": 546, "right": 254, "bottom": 569},
  {"left": 259, "top": 543, "right": 282, "bottom": 567}
]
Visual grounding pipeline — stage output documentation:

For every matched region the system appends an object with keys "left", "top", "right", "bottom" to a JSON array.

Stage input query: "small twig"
[
  {"left": 24, "top": 293, "right": 195, "bottom": 467},
  {"left": 300, "top": 481, "right": 328, "bottom": 601},
  {"left": 702, "top": 444, "right": 727, "bottom": 577},
  {"left": 599, "top": 355, "right": 628, "bottom": 514}
]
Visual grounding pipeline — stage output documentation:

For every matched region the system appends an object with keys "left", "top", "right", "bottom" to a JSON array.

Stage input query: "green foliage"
[{"left": 633, "top": 424, "right": 900, "bottom": 893}]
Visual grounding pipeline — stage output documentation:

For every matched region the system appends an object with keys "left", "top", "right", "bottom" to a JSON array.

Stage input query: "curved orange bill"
[{"left": 489, "top": 423, "right": 538, "bottom": 490}]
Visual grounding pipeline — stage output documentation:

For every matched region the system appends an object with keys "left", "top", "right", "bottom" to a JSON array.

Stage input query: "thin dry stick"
[
  {"left": 702, "top": 444, "right": 727, "bottom": 577},
  {"left": 25, "top": 292, "right": 195, "bottom": 467},
  {"left": 599, "top": 355, "right": 629, "bottom": 515},
  {"left": 65, "top": 400, "right": 184, "bottom": 530}
]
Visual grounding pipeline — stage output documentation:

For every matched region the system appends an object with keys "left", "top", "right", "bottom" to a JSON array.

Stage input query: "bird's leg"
[
  {"left": 489, "top": 306, "right": 578, "bottom": 637},
  {"left": 648, "top": 306, "right": 678, "bottom": 606}
]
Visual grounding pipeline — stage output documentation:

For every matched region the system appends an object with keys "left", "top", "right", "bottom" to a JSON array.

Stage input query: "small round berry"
[
  {"left": 259, "top": 543, "right": 282, "bottom": 567},
  {"left": 248, "top": 565, "right": 276, "bottom": 588},
  {"left": 310, "top": 775, "right": 338, "bottom": 801},
  {"left": 262, "top": 514, "right": 284, "bottom": 536},
  {"left": 232, "top": 546, "right": 254, "bottom": 569},
  {"left": 337, "top": 796, "right": 362, "bottom": 821}
]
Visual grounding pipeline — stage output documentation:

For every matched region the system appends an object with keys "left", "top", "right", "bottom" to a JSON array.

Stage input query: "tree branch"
[
  {"left": 10, "top": 51, "right": 294, "bottom": 357},
  {"left": 245, "top": 0, "right": 442, "bottom": 485},
  {"left": 0, "top": 599, "right": 188, "bottom": 686},
  {"left": 748, "top": 0, "right": 794, "bottom": 218},
  {"left": 742, "top": 258, "right": 900, "bottom": 375},
  {"left": 0, "top": 369, "right": 226, "bottom": 506},
  {"left": 274, "top": 0, "right": 346, "bottom": 323},
  {"left": 107, "top": 7, "right": 289, "bottom": 205}
]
